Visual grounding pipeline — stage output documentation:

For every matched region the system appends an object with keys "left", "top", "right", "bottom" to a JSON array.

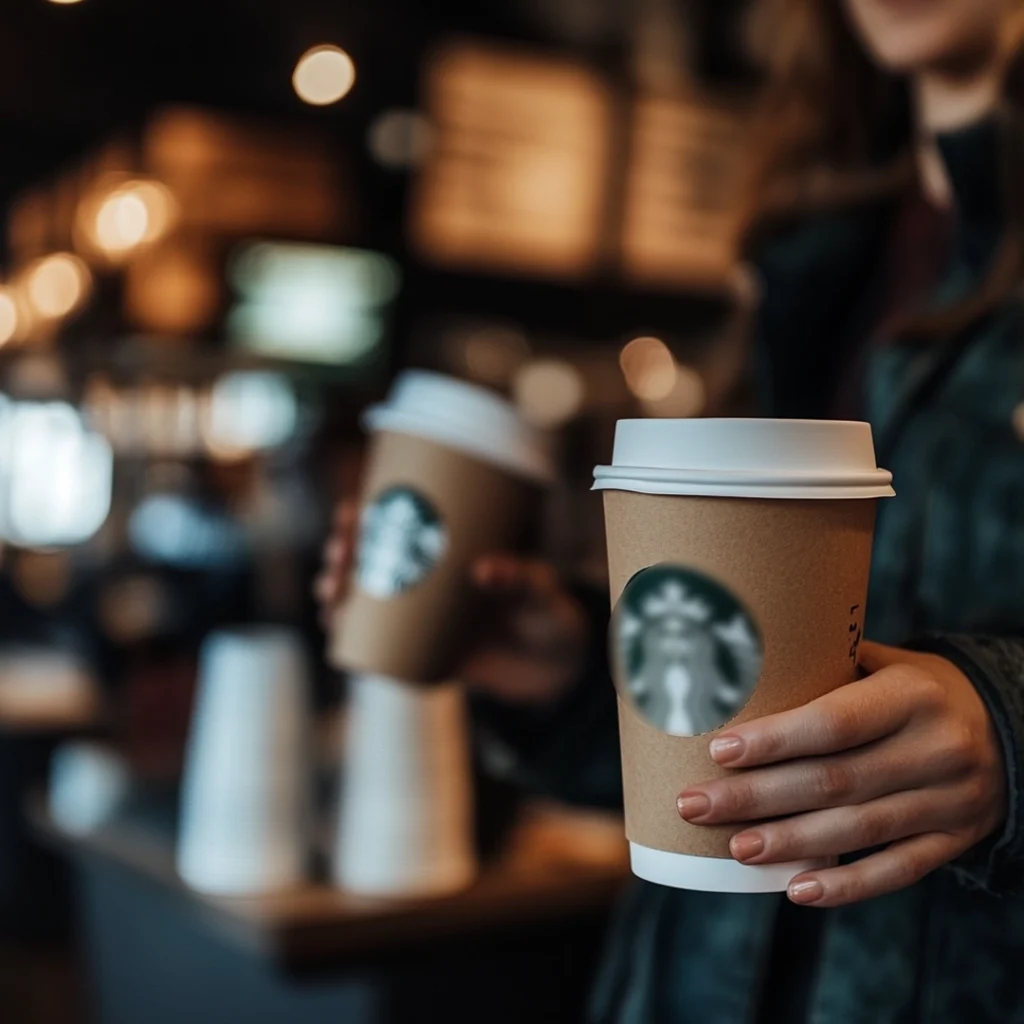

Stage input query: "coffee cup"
[
  {"left": 329, "top": 371, "right": 554, "bottom": 683},
  {"left": 593, "top": 418, "right": 894, "bottom": 892}
]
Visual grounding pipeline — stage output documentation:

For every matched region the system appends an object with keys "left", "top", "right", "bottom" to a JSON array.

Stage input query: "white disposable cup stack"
[
  {"left": 333, "top": 673, "right": 476, "bottom": 898},
  {"left": 177, "top": 627, "right": 312, "bottom": 896}
]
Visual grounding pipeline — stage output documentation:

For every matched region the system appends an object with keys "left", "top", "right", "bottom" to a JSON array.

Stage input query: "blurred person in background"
[{"left": 320, "top": 0, "right": 1024, "bottom": 1020}]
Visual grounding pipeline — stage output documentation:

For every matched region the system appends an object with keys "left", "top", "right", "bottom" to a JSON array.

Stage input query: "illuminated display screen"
[
  {"left": 227, "top": 241, "right": 401, "bottom": 365},
  {"left": 0, "top": 396, "right": 113, "bottom": 548}
]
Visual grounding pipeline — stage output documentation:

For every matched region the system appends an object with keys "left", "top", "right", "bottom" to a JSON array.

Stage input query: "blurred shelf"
[{"left": 33, "top": 799, "right": 630, "bottom": 973}]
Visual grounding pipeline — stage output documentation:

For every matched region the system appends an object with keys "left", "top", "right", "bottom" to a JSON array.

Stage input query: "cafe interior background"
[{"left": 0, "top": 0, "right": 771, "bottom": 1020}]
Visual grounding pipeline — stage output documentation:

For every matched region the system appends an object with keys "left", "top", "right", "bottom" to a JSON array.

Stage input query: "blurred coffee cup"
[{"left": 329, "top": 371, "right": 554, "bottom": 683}]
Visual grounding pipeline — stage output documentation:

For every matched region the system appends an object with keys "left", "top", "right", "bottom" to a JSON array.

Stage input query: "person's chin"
[
  {"left": 870, "top": 39, "right": 957, "bottom": 74},
  {"left": 866, "top": 23, "right": 983, "bottom": 75}
]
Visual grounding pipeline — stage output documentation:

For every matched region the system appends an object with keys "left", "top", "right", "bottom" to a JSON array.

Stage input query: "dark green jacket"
[{"left": 478, "top": 118, "right": 1024, "bottom": 1023}]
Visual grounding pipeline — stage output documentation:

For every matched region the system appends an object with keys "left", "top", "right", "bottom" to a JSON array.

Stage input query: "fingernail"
[
  {"left": 677, "top": 793, "right": 711, "bottom": 820},
  {"left": 788, "top": 879, "right": 824, "bottom": 904},
  {"left": 730, "top": 833, "right": 764, "bottom": 862},
  {"left": 709, "top": 736, "right": 745, "bottom": 764}
]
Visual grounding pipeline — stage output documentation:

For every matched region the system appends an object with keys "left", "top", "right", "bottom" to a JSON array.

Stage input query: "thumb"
[{"left": 856, "top": 640, "right": 906, "bottom": 675}]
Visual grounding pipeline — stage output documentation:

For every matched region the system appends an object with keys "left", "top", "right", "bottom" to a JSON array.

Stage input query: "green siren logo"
[
  {"left": 613, "top": 565, "right": 764, "bottom": 737},
  {"left": 356, "top": 487, "right": 448, "bottom": 599}
]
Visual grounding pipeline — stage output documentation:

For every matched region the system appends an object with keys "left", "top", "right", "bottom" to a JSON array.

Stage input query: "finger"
[
  {"left": 708, "top": 667, "right": 921, "bottom": 768},
  {"left": 857, "top": 640, "right": 917, "bottom": 675},
  {"left": 786, "top": 832, "right": 961, "bottom": 907},
  {"left": 728, "top": 788, "right": 957, "bottom": 865},
  {"left": 679, "top": 740, "right": 949, "bottom": 823}
]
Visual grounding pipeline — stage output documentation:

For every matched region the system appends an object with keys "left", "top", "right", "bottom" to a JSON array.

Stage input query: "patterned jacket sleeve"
[{"left": 911, "top": 634, "right": 1024, "bottom": 895}]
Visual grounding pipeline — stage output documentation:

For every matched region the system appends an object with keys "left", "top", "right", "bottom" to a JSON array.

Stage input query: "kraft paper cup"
[
  {"left": 593, "top": 419, "right": 894, "bottom": 893},
  {"left": 332, "top": 674, "right": 476, "bottom": 898},
  {"left": 330, "top": 371, "right": 554, "bottom": 683},
  {"left": 177, "top": 627, "right": 312, "bottom": 895}
]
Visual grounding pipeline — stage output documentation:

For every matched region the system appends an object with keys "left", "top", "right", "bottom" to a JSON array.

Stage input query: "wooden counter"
[{"left": 35, "top": 800, "right": 630, "bottom": 974}]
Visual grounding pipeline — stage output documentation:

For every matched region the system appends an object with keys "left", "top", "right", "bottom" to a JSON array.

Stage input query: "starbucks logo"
[
  {"left": 355, "top": 487, "right": 448, "bottom": 599},
  {"left": 612, "top": 565, "right": 763, "bottom": 737}
]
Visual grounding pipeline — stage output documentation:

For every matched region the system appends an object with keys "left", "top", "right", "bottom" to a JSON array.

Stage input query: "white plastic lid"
[
  {"left": 593, "top": 419, "right": 894, "bottom": 500},
  {"left": 363, "top": 370, "right": 555, "bottom": 484}
]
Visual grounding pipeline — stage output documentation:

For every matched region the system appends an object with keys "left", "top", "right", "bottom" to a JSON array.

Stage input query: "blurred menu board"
[
  {"left": 621, "top": 96, "right": 747, "bottom": 289},
  {"left": 143, "top": 108, "right": 348, "bottom": 239},
  {"left": 412, "top": 43, "right": 612, "bottom": 279}
]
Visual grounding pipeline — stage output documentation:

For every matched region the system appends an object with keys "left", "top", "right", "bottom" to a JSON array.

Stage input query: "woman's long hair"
[{"left": 743, "top": 0, "right": 1024, "bottom": 338}]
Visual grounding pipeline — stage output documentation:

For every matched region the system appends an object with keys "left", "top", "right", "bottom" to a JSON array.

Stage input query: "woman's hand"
[
  {"left": 314, "top": 501, "right": 589, "bottom": 706},
  {"left": 677, "top": 641, "right": 1007, "bottom": 907}
]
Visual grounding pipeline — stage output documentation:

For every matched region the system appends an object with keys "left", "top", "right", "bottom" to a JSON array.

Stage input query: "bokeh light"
[
  {"left": 513, "top": 358, "right": 585, "bottom": 427},
  {"left": 292, "top": 46, "right": 356, "bottom": 106},
  {"left": 96, "top": 190, "right": 148, "bottom": 251},
  {"left": 0, "top": 289, "right": 19, "bottom": 347},
  {"left": 368, "top": 110, "right": 434, "bottom": 169},
  {"left": 620, "top": 336, "right": 677, "bottom": 401},
  {"left": 85, "top": 179, "right": 178, "bottom": 260},
  {"left": 124, "top": 243, "right": 220, "bottom": 336},
  {"left": 640, "top": 363, "right": 706, "bottom": 418},
  {"left": 461, "top": 326, "right": 531, "bottom": 386},
  {"left": 202, "top": 372, "right": 300, "bottom": 462},
  {"left": 0, "top": 399, "right": 113, "bottom": 548},
  {"left": 25, "top": 254, "right": 91, "bottom": 320}
]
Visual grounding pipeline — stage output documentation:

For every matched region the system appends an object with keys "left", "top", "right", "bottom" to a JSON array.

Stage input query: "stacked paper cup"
[
  {"left": 330, "top": 372, "right": 554, "bottom": 898},
  {"left": 334, "top": 675, "right": 475, "bottom": 897},
  {"left": 177, "top": 628, "right": 312, "bottom": 896}
]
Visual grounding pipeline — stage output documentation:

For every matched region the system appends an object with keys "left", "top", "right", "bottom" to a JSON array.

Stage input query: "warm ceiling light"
[
  {"left": 0, "top": 289, "right": 18, "bottom": 346},
  {"left": 47, "top": 0, "right": 86, "bottom": 5},
  {"left": 88, "top": 179, "right": 177, "bottom": 260},
  {"left": 96, "top": 191, "right": 148, "bottom": 251},
  {"left": 26, "top": 254, "right": 91, "bottom": 320},
  {"left": 292, "top": 45, "right": 356, "bottom": 106}
]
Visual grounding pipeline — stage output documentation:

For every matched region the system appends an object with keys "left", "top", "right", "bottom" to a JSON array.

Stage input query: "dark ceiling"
[
  {"left": 0, "top": 0, "right": 534, "bottom": 204},
  {"left": 0, "top": 0, "right": 753, "bottom": 206}
]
